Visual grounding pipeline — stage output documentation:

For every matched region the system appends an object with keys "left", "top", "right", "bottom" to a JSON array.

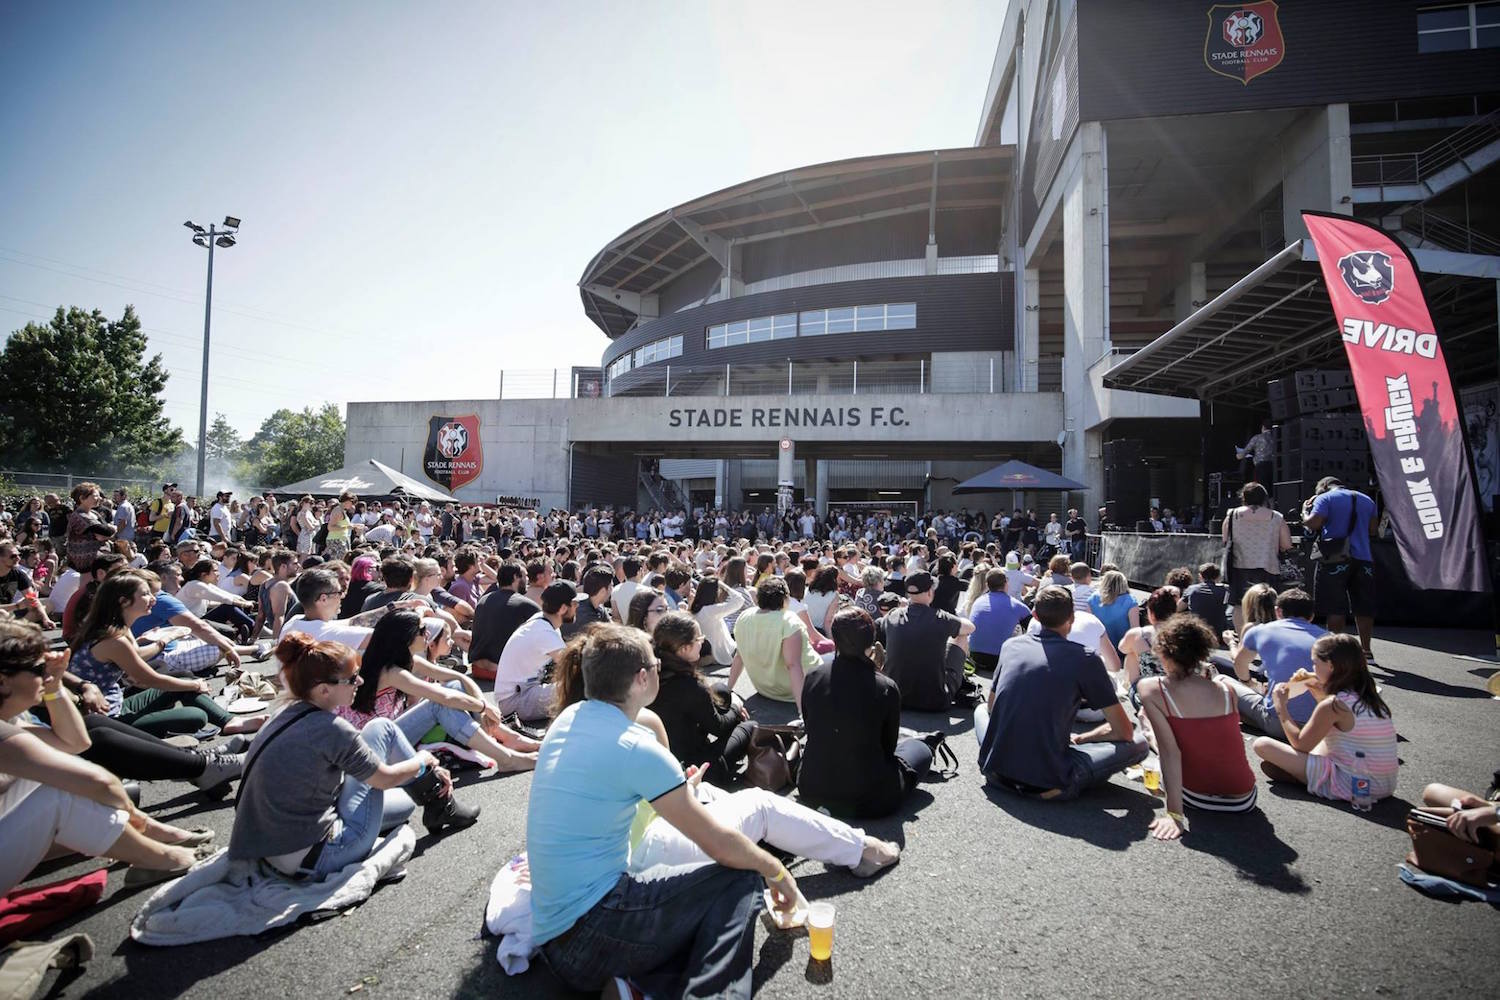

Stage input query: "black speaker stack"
[
  {"left": 1268, "top": 370, "right": 1373, "bottom": 516},
  {"left": 1103, "top": 438, "right": 1149, "bottom": 528}
]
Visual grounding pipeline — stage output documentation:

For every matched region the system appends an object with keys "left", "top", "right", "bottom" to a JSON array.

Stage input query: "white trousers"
[
  {"left": 0, "top": 781, "right": 129, "bottom": 893},
  {"left": 629, "top": 785, "right": 865, "bottom": 873}
]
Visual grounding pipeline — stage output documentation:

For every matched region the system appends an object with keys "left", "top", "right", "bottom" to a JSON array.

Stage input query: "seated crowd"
[{"left": 1, "top": 481, "right": 1479, "bottom": 1000}]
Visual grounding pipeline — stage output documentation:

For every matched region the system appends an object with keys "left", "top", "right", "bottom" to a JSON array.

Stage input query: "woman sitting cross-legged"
[
  {"left": 1, "top": 619, "right": 208, "bottom": 894},
  {"left": 1252, "top": 633, "right": 1398, "bottom": 805},
  {"left": 797, "top": 607, "right": 935, "bottom": 819},
  {"left": 227, "top": 632, "right": 479, "bottom": 880},
  {"left": 646, "top": 611, "right": 756, "bottom": 785},
  {"left": 337, "top": 611, "right": 538, "bottom": 772},
  {"left": 68, "top": 573, "right": 264, "bottom": 739},
  {"left": 1136, "top": 615, "right": 1257, "bottom": 841}
]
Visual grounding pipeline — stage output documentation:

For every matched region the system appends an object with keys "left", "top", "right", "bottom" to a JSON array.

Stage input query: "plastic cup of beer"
[
  {"left": 807, "top": 901, "right": 835, "bottom": 961},
  {"left": 1142, "top": 757, "right": 1162, "bottom": 794}
]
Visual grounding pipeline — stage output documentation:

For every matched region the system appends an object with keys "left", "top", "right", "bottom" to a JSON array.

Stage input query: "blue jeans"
[
  {"left": 973, "top": 702, "right": 1148, "bottom": 800},
  {"left": 394, "top": 680, "right": 480, "bottom": 746},
  {"left": 541, "top": 862, "right": 762, "bottom": 999},
  {"left": 311, "top": 718, "right": 417, "bottom": 875}
]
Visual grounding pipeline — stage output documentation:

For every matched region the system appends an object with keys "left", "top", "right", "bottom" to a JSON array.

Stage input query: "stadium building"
[{"left": 347, "top": 0, "right": 1499, "bottom": 525}]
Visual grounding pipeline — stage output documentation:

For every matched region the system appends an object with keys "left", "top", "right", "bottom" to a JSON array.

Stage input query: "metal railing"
[
  {"left": 1398, "top": 206, "right": 1500, "bottom": 255},
  {"left": 1351, "top": 108, "right": 1500, "bottom": 188},
  {"left": 604, "top": 356, "right": 1026, "bottom": 398},
  {"left": 495, "top": 369, "right": 604, "bottom": 400},
  {"left": 1, "top": 470, "right": 160, "bottom": 496}
]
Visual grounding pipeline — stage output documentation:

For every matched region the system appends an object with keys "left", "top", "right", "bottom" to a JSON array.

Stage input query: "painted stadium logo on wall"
[
  {"left": 1204, "top": 2, "right": 1284, "bottom": 84},
  {"left": 1337, "top": 250, "right": 1395, "bottom": 305},
  {"left": 423, "top": 414, "right": 482, "bottom": 490}
]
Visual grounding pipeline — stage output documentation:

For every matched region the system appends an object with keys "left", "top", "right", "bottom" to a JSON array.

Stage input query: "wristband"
[
  {"left": 768, "top": 866, "right": 786, "bottom": 883},
  {"left": 1166, "top": 810, "right": 1189, "bottom": 831},
  {"left": 416, "top": 761, "right": 428, "bottom": 779},
  {"left": 42, "top": 690, "right": 62, "bottom": 702}
]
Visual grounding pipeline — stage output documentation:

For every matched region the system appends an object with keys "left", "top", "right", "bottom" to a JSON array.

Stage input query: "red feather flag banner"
[{"left": 1302, "top": 211, "right": 1490, "bottom": 594}]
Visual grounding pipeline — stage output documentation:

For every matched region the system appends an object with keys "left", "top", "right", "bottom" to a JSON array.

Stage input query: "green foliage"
[
  {"left": 205, "top": 413, "right": 242, "bottom": 464},
  {"left": 237, "top": 404, "right": 345, "bottom": 487},
  {"left": 0, "top": 305, "right": 184, "bottom": 475}
]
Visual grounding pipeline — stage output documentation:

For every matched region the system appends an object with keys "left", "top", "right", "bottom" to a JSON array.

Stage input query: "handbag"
[
  {"left": 1405, "top": 809, "right": 1496, "bottom": 887},
  {"left": 745, "top": 723, "right": 803, "bottom": 792},
  {"left": 1219, "top": 509, "right": 1236, "bottom": 581}
]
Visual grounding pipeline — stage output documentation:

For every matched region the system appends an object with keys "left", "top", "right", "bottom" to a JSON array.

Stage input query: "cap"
[
  {"left": 540, "top": 580, "right": 577, "bottom": 612},
  {"left": 905, "top": 571, "right": 934, "bottom": 594}
]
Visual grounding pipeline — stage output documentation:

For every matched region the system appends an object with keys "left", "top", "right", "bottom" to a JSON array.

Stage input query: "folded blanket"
[
  {"left": 484, "top": 854, "right": 536, "bottom": 975},
  {"left": 130, "top": 827, "right": 416, "bottom": 946}
]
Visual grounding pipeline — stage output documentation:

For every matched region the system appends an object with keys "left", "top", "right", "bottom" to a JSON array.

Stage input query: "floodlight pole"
[
  {"left": 194, "top": 225, "right": 217, "bottom": 499},
  {"left": 186, "top": 219, "right": 237, "bottom": 498}
]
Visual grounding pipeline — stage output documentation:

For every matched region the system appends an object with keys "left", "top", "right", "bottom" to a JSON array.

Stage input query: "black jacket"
[
  {"left": 647, "top": 654, "right": 740, "bottom": 766},
  {"left": 797, "top": 654, "right": 905, "bottom": 818}
]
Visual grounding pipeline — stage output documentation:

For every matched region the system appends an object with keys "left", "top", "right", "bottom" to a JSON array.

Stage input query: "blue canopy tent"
[{"left": 952, "top": 460, "right": 1087, "bottom": 494}]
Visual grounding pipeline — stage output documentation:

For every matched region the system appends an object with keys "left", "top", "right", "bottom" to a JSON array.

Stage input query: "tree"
[
  {"left": 0, "top": 305, "right": 184, "bottom": 475},
  {"left": 238, "top": 404, "right": 345, "bottom": 487},
  {"left": 205, "top": 413, "right": 242, "bottom": 465}
]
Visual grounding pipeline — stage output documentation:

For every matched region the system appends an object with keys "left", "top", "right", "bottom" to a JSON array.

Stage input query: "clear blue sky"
[{"left": 0, "top": 1, "right": 1007, "bottom": 438}]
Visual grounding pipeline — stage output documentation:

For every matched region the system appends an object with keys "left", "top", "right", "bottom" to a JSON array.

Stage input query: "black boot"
[{"left": 407, "top": 767, "right": 481, "bottom": 833}]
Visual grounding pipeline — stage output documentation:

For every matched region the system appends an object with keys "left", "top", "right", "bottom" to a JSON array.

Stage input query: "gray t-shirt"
[{"left": 227, "top": 706, "right": 381, "bottom": 860}]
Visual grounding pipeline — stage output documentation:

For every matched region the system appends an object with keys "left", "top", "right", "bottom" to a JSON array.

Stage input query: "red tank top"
[{"left": 1161, "top": 679, "right": 1255, "bottom": 797}]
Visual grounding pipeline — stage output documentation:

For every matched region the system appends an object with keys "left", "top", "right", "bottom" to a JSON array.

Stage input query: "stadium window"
[
  {"left": 797, "top": 303, "right": 917, "bottom": 337},
  {"left": 608, "top": 355, "right": 632, "bottom": 379},
  {"left": 886, "top": 302, "right": 916, "bottom": 329},
  {"left": 1417, "top": 3, "right": 1500, "bottom": 51},
  {"left": 631, "top": 334, "right": 684, "bottom": 367},
  {"left": 707, "top": 313, "right": 795, "bottom": 348},
  {"left": 773, "top": 313, "right": 797, "bottom": 339}
]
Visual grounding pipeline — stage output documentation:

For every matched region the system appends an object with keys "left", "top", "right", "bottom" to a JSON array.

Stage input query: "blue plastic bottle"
[{"left": 1350, "top": 751, "right": 1372, "bottom": 812}]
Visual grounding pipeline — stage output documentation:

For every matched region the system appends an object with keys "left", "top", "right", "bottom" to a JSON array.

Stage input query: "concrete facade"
[{"left": 346, "top": 391, "right": 1065, "bottom": 512}]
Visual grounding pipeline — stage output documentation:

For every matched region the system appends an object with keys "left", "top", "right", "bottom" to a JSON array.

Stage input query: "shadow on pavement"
[
  {"left": 981, "top": 781, "right": 1156, "bottom": 850},
  {"left": 1181, "top": 809, "right": 1309, "bottom": 894},
  {"left": 1371, "top": 663, "right": 1492, "bottom": 700}
]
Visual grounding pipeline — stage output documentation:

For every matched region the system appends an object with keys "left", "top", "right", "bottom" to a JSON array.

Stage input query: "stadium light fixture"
[{"left": 182, "top": 215, "right": 242, "bottom": 498}]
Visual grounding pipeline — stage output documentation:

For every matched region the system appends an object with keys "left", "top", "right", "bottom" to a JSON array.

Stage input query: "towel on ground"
[
  {"left": 484, "top": 854, "right": 536, "bottom": 974},
  {"left": 130, "top": 826, "right": 416, "bottom": 945}
]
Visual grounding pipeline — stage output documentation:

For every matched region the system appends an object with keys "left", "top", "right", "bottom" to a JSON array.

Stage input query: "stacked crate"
[{"left": 1268, "top": 370, "right": 1372, "bottom": 514}]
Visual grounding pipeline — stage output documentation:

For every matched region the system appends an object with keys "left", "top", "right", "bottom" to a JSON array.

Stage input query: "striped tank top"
[{"left": 1318, "top": 690, "right": 1399, "bottom": 789}]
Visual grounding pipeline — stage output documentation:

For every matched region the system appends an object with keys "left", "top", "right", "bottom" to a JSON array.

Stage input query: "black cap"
[{"left": 905, "top": 571, "right": 934, "bottom": 594}]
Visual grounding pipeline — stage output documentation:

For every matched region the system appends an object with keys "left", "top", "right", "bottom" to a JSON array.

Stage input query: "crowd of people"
[{"left": 1, "top": 475, "right": 1495, "bottom": 999}]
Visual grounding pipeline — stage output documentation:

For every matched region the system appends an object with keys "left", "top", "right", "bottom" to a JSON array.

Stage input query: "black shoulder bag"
[{"left": 235, "top": 706, "right": 319, "bottom": 806}]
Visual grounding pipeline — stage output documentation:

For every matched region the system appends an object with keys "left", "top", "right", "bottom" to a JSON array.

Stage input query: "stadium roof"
[
  {"left": 1102, "top": 240, "right": 1500, "bottom": 406},
  {"left": 578, "top": 146, "right": 1014, "bottom": 338}
]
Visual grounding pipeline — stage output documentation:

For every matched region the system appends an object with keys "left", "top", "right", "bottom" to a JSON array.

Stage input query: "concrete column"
[
  {"left": 714, "top": 460, "right": 727, "bottom": 509},
  {"left": 720, "top": 243, "right": 745, "bottom": 300},
  {"left": 1062, "top": 122, "right": 1108, "bottom": 521},
  {"left": 1174, "top": 261, "right": 1207, "bottom": 323},
  {"left": 1279, "top": 104, "right": 1353, "bottom": 241},
  {"left": 1022, "top": 267, "right": 1040, "bottom": 391},
  {"left": 723, "top": 460, "right": 743, "bottom": 513},
  {"left": 814, "top": 459, "right": 829, "bottom": 518},
  {"left": 776, "top": 440, "right": 796, "bottom": 487}
]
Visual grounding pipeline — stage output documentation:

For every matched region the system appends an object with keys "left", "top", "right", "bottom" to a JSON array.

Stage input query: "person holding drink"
[
  {"left": 527, "top": 624, "right": 800, "bottom": 1000},
  {"left": 1136, "top": 616, "right": 1258, "bottom": 840}
]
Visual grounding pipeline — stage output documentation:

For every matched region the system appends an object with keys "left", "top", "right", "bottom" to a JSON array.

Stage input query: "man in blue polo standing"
[{"left": 1302, "top": 476, "right": 1378, "bottom": 660}]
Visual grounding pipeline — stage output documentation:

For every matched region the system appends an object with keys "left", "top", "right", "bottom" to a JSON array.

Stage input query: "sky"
[{"left": 0, "top": 1, "right": 1007, "bottom": 440}]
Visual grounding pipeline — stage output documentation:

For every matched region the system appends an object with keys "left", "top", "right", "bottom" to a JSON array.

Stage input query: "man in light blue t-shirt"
[
  {"left": 1225, "top": 588, "right": 1326, "bottom": 740},
  {"left": 527, "top": 624, "right": 799, "bottom": 999}
]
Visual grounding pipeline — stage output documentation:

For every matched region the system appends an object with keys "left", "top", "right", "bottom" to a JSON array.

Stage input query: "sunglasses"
[
  {"left": 323, "top": 675, "right": 363, "bottom": 687},
  {"left": 649, "top": 605, "right": 668, "bottom": 614},
  {"left": 5, "top": 660, "right": 48, "bottom": 677}
]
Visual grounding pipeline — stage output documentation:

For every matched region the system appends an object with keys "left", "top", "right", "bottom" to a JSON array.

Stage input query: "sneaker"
[
  {"left": 190, "top": 751, "right": 245, "bottom": 795},
  {"left": 250, "top": 641, "right": 273, "bottom": 662}
]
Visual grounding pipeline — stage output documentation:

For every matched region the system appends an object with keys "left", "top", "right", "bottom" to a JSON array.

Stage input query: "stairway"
[{"left": 1352, "top": 109, "right": 1500, "bottom": 206}]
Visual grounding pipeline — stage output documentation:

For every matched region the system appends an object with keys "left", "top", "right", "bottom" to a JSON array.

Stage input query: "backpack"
[{"left": 313, "top": 522, "right": 329, "bottom": 551}]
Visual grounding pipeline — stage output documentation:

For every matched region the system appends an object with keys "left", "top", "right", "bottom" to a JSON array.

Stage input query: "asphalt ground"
[{"left": 16, "top": 626, "right": 1500, "bottom": 1000}]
